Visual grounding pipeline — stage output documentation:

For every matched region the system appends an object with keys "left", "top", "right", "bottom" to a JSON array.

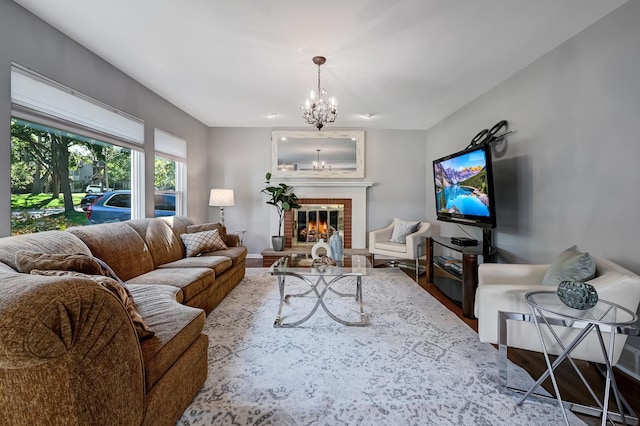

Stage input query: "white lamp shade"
[{"left": 209, "top": 189, "right": 235, "bottom": 207}]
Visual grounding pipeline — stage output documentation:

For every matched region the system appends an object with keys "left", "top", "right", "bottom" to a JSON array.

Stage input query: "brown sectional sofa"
[{"left": 0, "top": 215, "right": 247, "bottom": 425}]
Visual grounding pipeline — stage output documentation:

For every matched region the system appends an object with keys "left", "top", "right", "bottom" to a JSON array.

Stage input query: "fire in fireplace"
[{"left": 294, "top": 204, "right": 344, "bottom": 245}]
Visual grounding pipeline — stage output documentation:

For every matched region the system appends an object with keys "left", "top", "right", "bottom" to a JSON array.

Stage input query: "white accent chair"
[
  {"left": 369, "top": 220, "right": 431, "bottom": 279},
  {"left": 475, "top": 256, "right": 640, "bottom": 365}
]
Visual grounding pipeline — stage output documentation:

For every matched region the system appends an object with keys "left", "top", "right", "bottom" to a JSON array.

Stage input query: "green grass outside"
[
  {"left": 11, "top": 193, "right": 86, "bottom": 209},
  {"left": 11, "top": 193, "right": 89, "bottom": 235}
]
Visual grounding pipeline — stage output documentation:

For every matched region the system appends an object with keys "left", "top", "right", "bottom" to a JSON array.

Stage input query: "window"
[
  {"left": 10, "top": 64, "right": 145, "bottom": 234},
  {"left": 154, "top": 129, "right": 187, "bottom": 217},
  {"left": 10, "top": 118, "right": 135, "bottom": 234}
]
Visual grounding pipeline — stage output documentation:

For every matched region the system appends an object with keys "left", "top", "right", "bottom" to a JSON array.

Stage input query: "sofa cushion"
[
  {"left": 158, "top": 256, "right": 233, "bottom": 276},
  {"left": 68, "top": 223, "right": 155, "bottom": 281},
  {"left": 0, "top": 262, "right": 14, "bottom": 273},
  {"left": 0, "top": 230, "right": 91, "bottom": 271},
  {"left": 201, "top": 246, "right": 247, "bottom": 267},
  {"left": 126, "top": 267, "right": 215, "bottom": 302},
  {"left": 374, "top": 241, "right": 407, "bottom": 254},
  {"left": 159, "top": 215, "right": 195, "bottom": 240},
  {"left": 187, "top": 222, "right": 227, "bottom": 242},
  {"left": 389, "top": 218, "right": 420, "bottom": 243},
  {"left": 30, "top": 270, "right": 154, "bottom": 339},
  {"left": 128, "top": 284, "right": 205, "bottom": 390},
  {"left": 126, "top": 219, "right": 184, "bottom": 268},
  {"left": 180, "top": 229, "right": 227, "bottom": 257},
  {"left": 15, "top": 251, "right": 103, "bottom": 275},
  {"left": 542, "top": 245, "right": 596, "bottom": 286}
]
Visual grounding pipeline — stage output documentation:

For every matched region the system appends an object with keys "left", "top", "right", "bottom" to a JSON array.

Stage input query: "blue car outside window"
[{"left": 87, "top": 191, "right": 176, "bottom": 223}]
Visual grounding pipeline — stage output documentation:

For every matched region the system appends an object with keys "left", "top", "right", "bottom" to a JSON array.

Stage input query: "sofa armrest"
[
  {"left": 477, "top": 263, "right": 549, "bottom": 286},
  {"left": 0, "top": 272, "right": 145, "bottom": 425},
  {"left": 474, "top": 283, "right": 545, "bottom": 342},
  {"left": 225, "top": 232, "right": 240, "bottom": 247}
]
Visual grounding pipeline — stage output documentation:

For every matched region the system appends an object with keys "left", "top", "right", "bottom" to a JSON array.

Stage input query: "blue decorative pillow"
[
  {"left": 542, "top": 245, "right": 596, "bottom": 286},
  {"left": 389, "top": 218, "right": 420, "bottom": 244}
]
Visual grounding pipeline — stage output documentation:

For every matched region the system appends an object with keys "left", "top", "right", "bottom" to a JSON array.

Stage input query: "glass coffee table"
[{"left": 269, "top": 254, "right": 371, "bottom": 327}]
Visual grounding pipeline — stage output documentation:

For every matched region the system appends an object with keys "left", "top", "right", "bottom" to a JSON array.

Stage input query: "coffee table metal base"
[{"left": 273, "top": 272, "right": 366, "bottom": 327}]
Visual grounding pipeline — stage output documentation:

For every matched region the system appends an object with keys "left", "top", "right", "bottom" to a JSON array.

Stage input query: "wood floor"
[{"left": 247, "top": 258, "right": 640, "bottom": 425}]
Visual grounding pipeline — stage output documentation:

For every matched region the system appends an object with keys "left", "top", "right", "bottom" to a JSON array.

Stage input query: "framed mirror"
[{"left": 271, "top": 130, "right": 365, "bottom": 178}]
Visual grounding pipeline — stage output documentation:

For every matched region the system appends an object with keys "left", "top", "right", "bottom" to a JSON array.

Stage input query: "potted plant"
[{"left": 261, "top": 172, "right": 301, "bottom": 251}]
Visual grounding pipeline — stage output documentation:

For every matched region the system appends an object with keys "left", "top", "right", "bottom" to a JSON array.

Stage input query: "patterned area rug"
[{"left": 178, "top": 268, "right": 584, "bottom": 425}]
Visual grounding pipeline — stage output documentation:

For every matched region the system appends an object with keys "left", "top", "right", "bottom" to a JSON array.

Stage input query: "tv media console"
[{"left": 426, "top": 235, "right": 495, "bottom": 318}]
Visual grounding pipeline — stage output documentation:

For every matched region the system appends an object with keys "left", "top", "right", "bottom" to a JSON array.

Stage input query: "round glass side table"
[{"left": 520, "top": 291, "right": 637, "bottom": 426}]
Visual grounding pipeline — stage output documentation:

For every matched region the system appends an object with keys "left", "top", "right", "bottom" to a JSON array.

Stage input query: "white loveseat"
[{"left": 475, "top": 257, "right": 640, "bottom": 364}]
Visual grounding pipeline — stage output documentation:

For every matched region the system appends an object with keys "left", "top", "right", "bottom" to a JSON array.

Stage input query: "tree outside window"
[{"left": 10, "top": 118, "right": 131, "bottom": 234}]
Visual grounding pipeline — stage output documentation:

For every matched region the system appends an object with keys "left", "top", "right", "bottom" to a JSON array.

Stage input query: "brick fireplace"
[{"left": 268, "top": 181, "right": 373, "bottom": 249}]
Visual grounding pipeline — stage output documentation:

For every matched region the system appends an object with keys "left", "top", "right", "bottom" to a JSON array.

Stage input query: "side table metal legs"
[{"left": 498, "top": 311, "right": 638, "bottom": 425}]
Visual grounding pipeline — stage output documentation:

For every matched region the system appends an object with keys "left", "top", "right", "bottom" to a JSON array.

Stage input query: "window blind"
[
  {"left": 154, "top": 128, "right": 187, "bottom": 160},
  {"left": 10, "top": 65, "right": 144, "bottom": 146}
]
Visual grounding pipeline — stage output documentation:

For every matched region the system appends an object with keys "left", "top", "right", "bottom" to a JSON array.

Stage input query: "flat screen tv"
[{"left": 432, "top": 145, "right": 496, "bottom": 229}]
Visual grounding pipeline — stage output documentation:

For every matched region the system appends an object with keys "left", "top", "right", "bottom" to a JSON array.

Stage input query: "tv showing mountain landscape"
[{"left": 432, "top": 145, "right": 496, "bottom": 228}]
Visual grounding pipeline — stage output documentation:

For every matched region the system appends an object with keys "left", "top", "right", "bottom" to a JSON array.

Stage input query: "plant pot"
[{"left": 271, "top": 236, "right": 285, "bottom": 251}]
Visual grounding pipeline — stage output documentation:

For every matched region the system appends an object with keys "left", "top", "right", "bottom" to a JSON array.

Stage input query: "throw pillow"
[
  {"left": 187, "top": 222, "right": 227, "bottom": 242},
  {"left": 541, "top": 245, "right": 596, "bottom": 286},
  {"left": 389, "top": 218, "right": 420, "bottom": 244},
  {"left": 15, "top": 251, "right": 103, "bottom": 275},
  {"left": 180, "top": 229, "right": 228, "bottom": 257},
  {"left": 30, "top": 269, "right": 155, "bottom": 340}
]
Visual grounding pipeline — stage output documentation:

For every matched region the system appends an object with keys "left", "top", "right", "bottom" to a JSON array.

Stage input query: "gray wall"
[
  {"left": 426, "top": 1, "right": 640, "bottom": 272},
  {"left": 0, "top": 1, "right": 211, "bottom": 236},
  {"left": 208, "top": 128, "right": 427, "bottom": 256},
  {"left": 424, "top": 1, "right": 640, "bottom": 360}
]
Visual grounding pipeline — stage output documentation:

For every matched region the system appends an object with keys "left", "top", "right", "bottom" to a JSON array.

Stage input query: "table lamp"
[{"left": 209, "top": 189, "right": 234, "bottom": 225}]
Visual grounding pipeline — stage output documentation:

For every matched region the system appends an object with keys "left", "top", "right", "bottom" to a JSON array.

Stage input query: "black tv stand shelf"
[{"left": 426, "top": 232, "right": 495, "bottom": 319}]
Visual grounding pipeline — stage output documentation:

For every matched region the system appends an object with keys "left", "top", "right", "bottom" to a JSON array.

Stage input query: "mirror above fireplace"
[{"left": 271, "top": 130, "right": 365, "bottom": 178}]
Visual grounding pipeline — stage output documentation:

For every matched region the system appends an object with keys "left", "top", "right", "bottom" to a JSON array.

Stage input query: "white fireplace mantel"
[
  {"left": 275, "top": 181, "right": 375, "bottom": 188},
  {"left": 269, "top": 181, "right": 374, "bottom": 248}
]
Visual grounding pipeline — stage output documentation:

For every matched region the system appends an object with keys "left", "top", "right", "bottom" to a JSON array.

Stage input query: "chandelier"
[{"left": 302, "top": 56, "right": 337, "bottom": 131}]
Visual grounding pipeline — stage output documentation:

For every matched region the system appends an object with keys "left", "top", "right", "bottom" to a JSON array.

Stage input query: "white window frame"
[
  {"left": 154, "top": 128, "right": 187, "bottom": 216},
  {"left": 10, "top": 63, "right": 147, "bottom": 222}
]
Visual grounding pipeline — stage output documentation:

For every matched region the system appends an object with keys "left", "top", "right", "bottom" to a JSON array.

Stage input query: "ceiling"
[{"left": 15, "top": 0, "right": 626, "bottom": 131}]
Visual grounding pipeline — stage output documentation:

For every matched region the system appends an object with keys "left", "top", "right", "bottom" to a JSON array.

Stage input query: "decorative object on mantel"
[
  {"left": 301, "top": 56, "right": 337, "bottom": 131},
  {"left": 208, "top": 188, "right": 234, "bottom": 225},
  {"left": 260, "top": 172, "right": 301, "bottom": 251},
  {"left": 329, "top": 227, "right": 343, "bottom": 266},
  {"left": 311, "top": 239, "right": 331, "bottom": 259},
  {"left": 557, "top": 280, "right": 599, "bottom": 310}
]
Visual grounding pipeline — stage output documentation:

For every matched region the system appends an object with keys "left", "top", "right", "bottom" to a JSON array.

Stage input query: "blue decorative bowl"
[{"left": 557, "top": 281, "right": 598, "bottom": 310}]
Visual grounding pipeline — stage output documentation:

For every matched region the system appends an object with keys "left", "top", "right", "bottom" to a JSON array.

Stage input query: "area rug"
[{"left": 177, "top": 268, "right": 584, "bottom": 425}]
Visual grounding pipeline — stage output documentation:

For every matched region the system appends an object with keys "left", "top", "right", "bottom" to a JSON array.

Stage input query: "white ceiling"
[{"left": 15, "top": 0, "right": 626, "bottom": 131}]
